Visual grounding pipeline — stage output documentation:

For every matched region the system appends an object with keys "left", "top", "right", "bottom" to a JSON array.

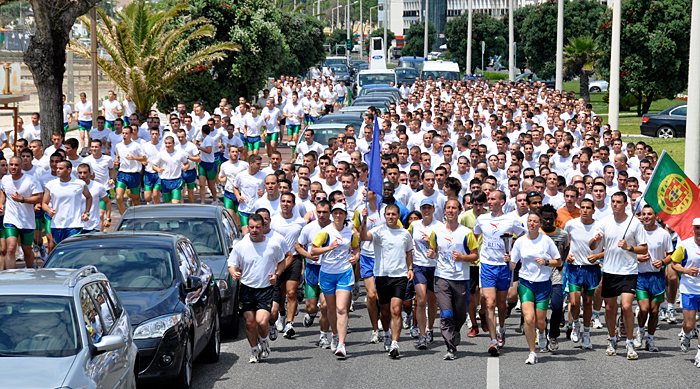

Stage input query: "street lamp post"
[
  {"left": 555, "top": 0, "right": 564, "bottom": 90},
  {"left": 347, "top": 0, "right": 358, "bottom": 65},
  {"left": 370, "top": 5, "right": 380, "bottom": 36},
  {"left": 384, "top": 0, "right": 390, "bottom": 64},
  {"left": 508, "top": 0, "right": 514, "bottom": 81},
  {"left": 423, "top": 0, "right": 429, "bottom": 58},
  {"left": 609, "top": 0, "right": 621, "bottom": 131},
  {"left": 466, "top": 0, "right": 473, "bottom": 75}
]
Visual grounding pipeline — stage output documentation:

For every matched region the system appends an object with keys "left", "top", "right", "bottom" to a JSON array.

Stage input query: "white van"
[
  {"left": 368, "top": 37, "right": 387, "bottom": 70},
  {"left": 421, "top": 60, "right": 461, "bottom": 81}
]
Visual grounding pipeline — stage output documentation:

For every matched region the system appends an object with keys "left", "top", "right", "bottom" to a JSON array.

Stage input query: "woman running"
[{"left": 505, "top": 211, "right": 562, "bottom": 365}]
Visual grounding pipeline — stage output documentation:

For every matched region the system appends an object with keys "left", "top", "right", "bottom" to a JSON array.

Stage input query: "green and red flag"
[{"left": 644, "top": 150, "right": 700, "bottom": 240}]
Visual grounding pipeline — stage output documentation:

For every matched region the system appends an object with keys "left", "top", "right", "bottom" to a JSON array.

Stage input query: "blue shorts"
[
  {"left": 52, "top": 227, "right": 82, "bottom": 245},
  {"left": 480, "top": 263, "right": 511, "bottom": 291},
  {"left": 320, "top": 268, "right": 354, "bottom": 294},
  {"left": 123, "top": 117, "right": 130, "bottom": 126},
  {"left": 78, "top": 120, "right": 92, "bottom": 131},
  {"left": 215, "top": 152, "right": 224, "bottom": 163},
  {"left": 143, "top": 171, "right": 160, "bottom": 190},
  {"left": 239, "top": 133, "right": 246, "bottom": 143},
  {"left": 182, "top": 169, "right": 197, "bottom": 184},
  {"left": 337, "top": 97, "right": 345, "bottom": 104},
  {"left": 637, "top": 271, "right": 666, "bottom": 297},
  {"left": 198, "top": 161, "right": 216, "bottom": 174},
  {"left": 160, "top": 178, "right": 182, "bottom": 194},
  {"left": 304, "top": 263, "right": 321, "bottom": 287},
  {"left": 413, "top": 265, "right": 436, "bottom": 292},
  {"left": 106, "top": 120, "right": 115, "bottom": 129},
  {"left": 246, "top": 136, "right": 261, "bottom": 144},
  {"left": 519, "top": 278, "right": 552, "bottom": 303},
  {"left": 116, "top": 171, "right": 141, "bottom": 190},
  {"left": 360, "top": 254, "right": 374, "bottom": 278},
  {"left": 568, "top": 264, "right": 601, "bottom": 293},
  {"left": 682, "top": 293, "right": 700, "bottom": 311}
]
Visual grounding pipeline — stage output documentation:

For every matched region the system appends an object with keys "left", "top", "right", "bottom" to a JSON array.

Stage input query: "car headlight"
[{"left": 133, "top": 313, "right": 183, "bottom": 340}]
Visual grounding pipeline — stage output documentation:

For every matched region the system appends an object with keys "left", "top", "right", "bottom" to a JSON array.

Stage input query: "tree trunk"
[
  {"left": 23, "top": 0, "right": 101, "bottom": 150},
  {"left": 579, "top": 69, "right": 590, "bottom": 103},
  {"left": 636, "top": 92, "right": 643, "bottom": 117},
  {"left": 642, "top": 93, "right": 654, "bottom": 115}
]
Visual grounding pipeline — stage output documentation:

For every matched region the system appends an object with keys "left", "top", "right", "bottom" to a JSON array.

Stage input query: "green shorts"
[
  {"left": 163, "top": 189, "right": 182, "bottom": 203},
  {"left": 636, "top": 290, "right": 664, "bottom": 303},
  {"left": 305, "top": 281, "right": 321, "bottom": 300},
  {"left": 518, "top": 281, "right": 550, "bottom": 311},
  {"left": 238, "top": 211, "right": 251, "bottom": 226},
  {"left": 286, "top": 125, "right": 301, "bottom": 136},
  {"left": 568, "top": 284, "right": 597, "bottom": 297},
  {"left": 197, "top": 162, "right": 218, "bottom": 181},
  {"left": 44, "top": 215, "right": 52, "bottom": 235},
  {"left": 4, "top": 226, "right": 34, "bottom": 246},
  {"left": 246, "top": 141, "right": 261, "bottom": 152},
  {"left": 116, "top": 181, "right": 140, "bottom": 195},
  {"left": 265, "top": 132, "right": 279, "bottom": 143}
]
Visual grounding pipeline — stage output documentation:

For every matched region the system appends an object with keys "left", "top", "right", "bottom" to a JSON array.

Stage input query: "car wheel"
[
  {"left": 590, "top": 87, "right": 601, "bottom": 93},
  {"left": 201, "top": 312, "right": 221, "bottom": 363},
  {"left": 656, "top": 126, "right": 676, "bottom": 139},
  {"left": 173, "top": 337, "right": 193, "bottom": 389}
]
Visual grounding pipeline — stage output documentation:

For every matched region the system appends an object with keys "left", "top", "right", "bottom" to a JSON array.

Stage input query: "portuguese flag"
[{"left": 644, "top": 151, "right": 700, "bottom": 240}]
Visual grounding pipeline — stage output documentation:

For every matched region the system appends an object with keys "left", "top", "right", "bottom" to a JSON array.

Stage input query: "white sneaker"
[
  {"left": 645, "top": 337, "right": 659, "bottom": 352},
  {"left": 369, "top": 330, "right": 382, "bottom": 344},
  {"left": 538, "top": 333, "right": 548, "bottom": 353},
  {"left": 668, "top": 308, "right": 678, "bottom": 324},
  {"left": 593, "top": 315, "right": 604, "bottom": 329},
  {"left": 335, "top": 343, "right": 347, "bottom": 359},
  {"left": 276, "top": 315, "right": 285, "bottom": 332},
  {"left": 681, "top": 335, "right": 691, "bottom": 352},
  {"left": 403, "top": 314, "right": 412, "bottom": 329},
  {"left": 525, "top": 352, "right": 538, "bottom": 365},
  {"left": 571, "top": 322, "right": 580, "bottom": 343},
  {"left": 331, "top": 335, "right": 339, "bottom": 352},
  {"left": 626, "top": 342, "right": 638, "bottom": 360},
  {"left": 389, "top": 343, "right": 400, "bottom": 359},
  {"left": 319, "top": 333, "right": 331, "bottom": 349},
  {"left": 582, "top": 332, "right": 593, "bottom": 349},
  {"left": 634, "top": 328, "right": 644, "bottom": 349},
  {"left": 695, "top": 354, "right": 700, "bottom": 368},
  {"left": 249, "top": 348, "right": 260, "bottom": 363},
  {"left": 283, "top": 322, "right": 296, "bottom": 339},
  {"left": 606, "top": 338, "right": 617, "bottom": 356},
  {"left": 410, "top": 326, "right": 420, "bottom": 339},
  {"left": 260, "top": 338, "right": 271, "bottom": 359},
  {"left": 658, "top": 307, "right": 668, "bottom": 322},
  {"left": 384, "top": 336, "right": 392, "bottom": 352}
]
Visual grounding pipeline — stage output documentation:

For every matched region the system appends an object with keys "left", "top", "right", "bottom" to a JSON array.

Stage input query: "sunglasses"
[
  {"left": 315, "top": 197, "right": 326, "bottom": 201},
  {"left": 524, "top": 175, "right": 535, "bottom": 179}
]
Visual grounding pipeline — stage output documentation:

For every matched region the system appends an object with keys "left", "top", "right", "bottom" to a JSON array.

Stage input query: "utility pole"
[
  {"left": 90, "top": 8, "right": 98, "bottom": 118},
  {"left": 685, "top": 0, "right": 700, "bottom": 181},
  {"left": 555, "top": 0, "right": 564, "bottom": 90},
  {"left": 423, "top": 0, "right": 429, "bottom": 58},
  {"left": 508, "top": 0, "right": 514, "bottom": 81},
  {"left": 466, "top": 0, "right": 472, "bottom": 75},
  {"left": 608, "top": 0, "right": 621, "bottom": 132},
  {"left": 384, "top": 0, "right": 389, "bottom": 64},
  {"left": 360, "top": 0, "right": 363, "bottom": 57},
  {"left": 347, "top": 0, "right": 351, "bottom": 65}
]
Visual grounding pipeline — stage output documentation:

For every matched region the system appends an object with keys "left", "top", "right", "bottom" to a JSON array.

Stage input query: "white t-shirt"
[
  {"left": 115, "top": 141, "right": 145, "bottom": 173},
  {"left": 244, "top": 115, "right": 266, "bottom": 138},
  {"left": 1, "top": 174, "right": 41, "bottom": 229},
  {"left": 298, "top": 221, "right": 326, "bottom": 265},
  {"left": 408, "top": 219, "right": 444, "bottom": 267},
  {"left": 639, "top": 226, "right": 673, "bottom": 274},
  {"left": 564, "top": 218, "right": 603, "bottom": 266},
  {"left": 407, "top": 190, "right": 448, "bottom": 222},
  {"left": 510, "top": 232, "right": 561, "bottom": 282},
  {"left": 430, "top": 224, "right": 479, "bottom": 281},
  {"left": 122, "top": 100, "right": 136, "bottom": 117},
  {"left": 294, "top": 141, "right": 325, "bottom": 164},
  {"left": 219, "top": 160, "right": 249, "bottom": 193},
  {"left": 370, "top": 225, "right": 413, "bottom": 278},
  {"left": 83, "top": 155, "right": 114, "bottom": 187},
  {"left": 233, "top": 171, "right": 266, "bottom": 213},
  {"left": 595, "top": 214, "right": 647, "bottom": 275},
  {"left": 45, "top": 177, "right": 86, "bottom": 229},
  {"left": 63, "top": 104, "right": 72, "bottom": 123},
  {"left": 473, "top": 212, "right": 527, "bottom": 266},
  {"left": 102, "top": 99, "right": 122, "bottom": 121},
  {"left": 261, "top": 107, "right": 282, "bottom": 134},
  {"left": 142, "top": 141, "right": 163, "bottom": 174},
  {"left": 312, "top": 224, "right": 358, "bottom": 274},
  {"left": 672, "top": 238, "right": 700, "bottom": 295},
  {"left": 283, "top": 103, "right": 304, "bottom": 126},
  {"left": 153, "top": 149, "right": 188, "bottom": 180},
  {"left": 253, "top": 195, "right": 281, "bottom": 217},
  {"left": 178, "top": 142, "right": 199, "bottom": 171},
  {"left": 270, "top": 213, "right": 306, "bottom": 256},
  {"left": 199, "top": 136, "right": 216, "bottom": 163},
  {"left": 75, "top": 101, "right": 93, "bottom": 122},
  {"left": 89, "top": 128, "right": 113, "bottom": 148},
  {"left": 227, "top": 235, "right": 285, "bottom": 289},
  {"left": 83, "top": 180, "right": 108, "bottom": 231}
]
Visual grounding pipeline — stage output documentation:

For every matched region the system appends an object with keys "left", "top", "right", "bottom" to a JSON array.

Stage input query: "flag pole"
[{"left": 621, "top": 150, "right": 667, "bottom": 238}]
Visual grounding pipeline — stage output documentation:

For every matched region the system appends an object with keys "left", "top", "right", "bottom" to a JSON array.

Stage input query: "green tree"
[
  {"left": 275, "top": 12, "right": 326, "bottom": 76},
  {"left": 327, "top": 28, "right": 357, "bottom": 54},
  {"left": 563, "top": 36, "right": 602, "bottom": 103},
  {"left": 402, "top": 21, "right": 435, "bottom": 57},
  {"left": 156, "top": 0, "right": 287, "bottom": 109},
  {"left": 370, "top": 28, "right": 395, "bottom": 42},
  {"left": 70, "top": 1, "right": 239, "bottom": 121},
  {"left": 444, "top": 13, "right": 507, "bottom": 75},
  {"left": 515, "top": 0, "right": 605, "bottom": 78},
  {"left": 596, "top": 0, "right": 690, "bottom": 116}
]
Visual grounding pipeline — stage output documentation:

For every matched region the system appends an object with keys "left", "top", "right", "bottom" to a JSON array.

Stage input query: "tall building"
[{"left": 379, "top": 0, "right": 406, "bottom": 50}]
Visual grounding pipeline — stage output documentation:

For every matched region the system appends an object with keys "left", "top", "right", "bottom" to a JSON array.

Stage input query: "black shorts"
[
  {"left": 404, "top": 281, "right": 416, "bottom": 302},
  {"left": 280, "top": 255, "right": 303, "bottom": 283},
  {"left": 470, "top": 266, "right": 480, "bottom": 295},
  {"left": 601, "top": 272, "right": 638, "bottom": 298},
  {"left": 239, "top": 284, "right": 274, "bottom": 313},
  {"left": 512, "top": 262, "right": 522, "bottom": 282},
  {"left": 375, "top": 276, "right": 409, "bottom": 305}
]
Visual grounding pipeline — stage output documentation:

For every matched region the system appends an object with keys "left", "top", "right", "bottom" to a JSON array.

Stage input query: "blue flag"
[{"left": 367, "top": 116, "right": 383, "bottom": 212}]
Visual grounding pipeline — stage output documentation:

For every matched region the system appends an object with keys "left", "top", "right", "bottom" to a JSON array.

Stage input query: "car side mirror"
[
  {"left": 185, "top": 276, "right": 202, "bottom": 293},
  {"left": 93, "top": 335, "right": 125, "bottom": 355}
]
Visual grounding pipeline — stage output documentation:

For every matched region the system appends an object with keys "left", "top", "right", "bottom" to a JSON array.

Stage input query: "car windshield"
[
  {"left": 330, "top": 65, "right": 348, "bottom": 73},
  {"left": 312, "top": 127, "right": 345, "bottom": 145},
  {"left": 399, "top": 60, "right": 423, "bottom": 71},
  {"left": 396, "top": 68, "right": 419, "bottom": 78},
  {"left": 0, "top": 296, "right": 81, "bottom": 357},
  {"left": 422, "top": 71, "right": 460, "bottom": 81},
  {"left": 118, "top": 218, "right": 223, "bottom": 255},
  {"left": 325, "top": 58, "right": 345, "bottom": 66},
  {"left": 47, "top": 246, "right": 175, "bottom": 291},
  {"left": 359, "top": 74, "right": 394, "bottom": 86}
]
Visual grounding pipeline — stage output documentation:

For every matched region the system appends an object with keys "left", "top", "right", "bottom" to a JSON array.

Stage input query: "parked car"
[
  {"left": 515, "top": 72, "right": 556, "bottom": 89},
  {"left": 640, "top": 103, "right": 687, "bottom": 138},
  {"left": 115, "top": 204, "right": 242, "bottom": 338},
  {"left": 0, "top": 267, "right": 138, "bottom": 389},
  {"left": 589, "top": 80, "right": 608, "bottom": 93},
  {"left": 427, "top": 51, "right": 442, "bottom": 60},
  {"left": 43, "top": 232, "right": 221, "bottom": 389}
]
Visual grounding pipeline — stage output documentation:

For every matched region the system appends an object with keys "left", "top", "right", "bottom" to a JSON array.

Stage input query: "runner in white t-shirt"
[
  {"left": 152, "top": 135, "right": 189, "bottom": 203},
  {"left": 218, "top": 147, "right": 248, "bottom": 221},
  {"left": 261, "top": 99, "right": 282, "bottom": 158},
  {"left": 101, "top": 91, "right": 122, "bottom": 130},
  {"left": 43, "top": 160, "right": 91, "bottom": 245},
  {"left": 77, "top": 163, "right": 110, "bottom": 233},
  {"left": 75, "top": 92, "right": 93, "bottom": 150},
  {"left": 232, "top": 155, "right": 266, "bottom": 234},
  {"left": 176, "top": 129, "right": 200, "bottom": 204}
]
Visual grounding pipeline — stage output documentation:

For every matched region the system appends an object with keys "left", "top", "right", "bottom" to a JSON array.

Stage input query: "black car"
[
  {"left": 361, "top": 86, "right": 402, "bottom": 102},
  {"left": 115, "top": 204, "right": 242, "bottom": 338},
  {"left": 328, "top": 64, "right": 351, "bottom": 84},
  {"left": 515, "top": 72, "right": 556, "bottom": 89},
  {"left": 44, "top": 232, "right": 221, "bottom": 389},
  {"left": 394, "top": 67, "right": 421, "bottom": 86},
  {"left": 640, "top": 103, "right": 687, "bottom": 138}
]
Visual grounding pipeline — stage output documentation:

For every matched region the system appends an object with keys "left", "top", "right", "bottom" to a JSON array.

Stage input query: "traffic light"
[{"left": 346, "top": 40, "right": 352, "bottom": 50}]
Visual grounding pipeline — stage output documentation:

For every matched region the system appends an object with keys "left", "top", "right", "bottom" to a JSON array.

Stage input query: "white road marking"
[{"left": 487, "top": 357, "right": 499, "bottom": 389}]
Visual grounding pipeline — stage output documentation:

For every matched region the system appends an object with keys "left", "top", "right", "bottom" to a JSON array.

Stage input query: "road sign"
[{"left": 481, "top": 41, "right": 485, "bottom": 55}]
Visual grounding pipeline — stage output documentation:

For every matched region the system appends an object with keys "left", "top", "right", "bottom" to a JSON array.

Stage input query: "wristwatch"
[
  {"left": 544, "top": 259, "right": 550, "bottom": 266},
  {"left": 106, "top": 218, "right": 112, "bottom": 222}
]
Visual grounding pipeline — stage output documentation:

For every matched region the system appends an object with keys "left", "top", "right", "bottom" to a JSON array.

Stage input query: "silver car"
[{"left": 0, "top": 267, "right": 138, "bottom": 389}]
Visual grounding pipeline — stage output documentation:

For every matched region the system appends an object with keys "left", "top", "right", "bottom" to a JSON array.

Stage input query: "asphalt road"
[{"left": 176, "top": 291, "right": 698, "bottom": 389}]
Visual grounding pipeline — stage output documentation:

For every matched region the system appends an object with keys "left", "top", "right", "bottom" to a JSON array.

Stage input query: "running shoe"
[
  {"left": 269, "top": 324, "right": 278, "bottom": 341},
  {"left": 691, "top": 328, "right": 699, "bottom": 338},
  {"left": 679, "top": 328, "right": 686, "bottom": 338},
  {"left": 410, "top": 326, "right": 420, "bottom": 339},
  {"left": 303, "top": 314, "right": 315, "bottom": 328},
  {"left": 467, "top": 327, "right": 479, "bottom": 338},
  {"left": 538, "top": 333, "right": 548, "bottom": 353},
  {"left": 626, "top": 342, "right": 638, "bottom": 360},
  {"left": 488, "top": 343, "right": 499, "bottom": 356},
  {"left": 319, "top": 334, "right": 331, "bottom": 349},
  {"left": 606, "top": 338, "right": 617, "bottom": 356},
  {"left": 276, "top": 315, "right": 285, "bottom": 332},
  {"left": 571, "top": 322, "right": 581, "bottom": 343},
  {"left": 633, "top": 328, "right": 644, "bottom": 349},
  {"left": 658, "top": 307, "right": 668, "bottom": 322},
  {"left": 369, "top": 330, "right": 382, "bottom": 344},
  {"left": 525, "top": 352, "right": 538, "bottom": 365},
  {"left": 403, "top": 313, "right": 412, "bottom": 329},
  {"left": 582, "top": 332, "right": 593, "bottom": 349},
  {"left": 443, "top": 350, "right": 456, "bottom": 360},
  {"left": 283, "top": 322, "right": 296, "bottom": 339},
  {"left": 335, "top": 343, "right": 347, "bottom": 359},
  {"left": 249, "top": 348, "right": 260, "bottom": 363},
  {"left": 389, "top": 343, "right": 400, "bottom": 359},
  {"left": 384, "top": 336, "right": 392, "bottom": 352},
  {"left": 426, "top": 329, "right": 434, "bottom": 343},
  {"left": 592, "top": 315, "right": 604, "bottom": 329},
  {"left": 695, "top": 354, "right": 700, "bottom": 368},
  {"left": 668, "top": 308, "right": 678, "bottom": 324},
  {"left": 352, "top": 283, "right": 360, "bottom": 301},
  {"left": 547, "top": 337, "right": 558, "bottom": 352},
  {"left": 260, "top": 338, "right": 271, "bottom": 359},
  {"left": 645, "top": 338, "right": 659, "bottom": 352},
  {"left": 681, "top": 335, "right": 691, "bottom": 352},
  {"left": 349, "top": 300, "right": 354, "bottom": 312},
  {"left": 497, "top": 331, "right": 505, "bottom": 348},
  {"left": 417, "top": 336, "right": 428, "bottom": 349},
  {"left": 481, "top": 317, "right": 489, "bottom": 333},
  {"left": 331, "top": 334, "right": 339, "bottom": 352}
]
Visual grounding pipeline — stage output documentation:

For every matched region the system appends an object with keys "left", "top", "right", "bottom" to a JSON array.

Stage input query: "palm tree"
[
  {"left": 563, "top": 35, "right": 603, "bottom": 103},
  {"left": 69, "top": 1, "right": 240, "bottom": 120}
]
